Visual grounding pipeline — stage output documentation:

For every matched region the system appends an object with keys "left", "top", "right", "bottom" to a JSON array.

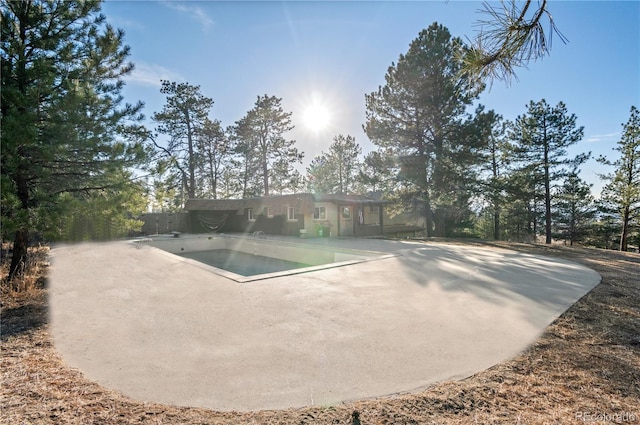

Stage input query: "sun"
[{"left": 303, "top": 103, "right": 331, "bottom": 132}]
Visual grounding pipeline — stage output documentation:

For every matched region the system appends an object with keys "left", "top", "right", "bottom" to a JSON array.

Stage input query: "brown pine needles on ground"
[{"left": 1, "top": 242, "right": 638, "bottom": 424}]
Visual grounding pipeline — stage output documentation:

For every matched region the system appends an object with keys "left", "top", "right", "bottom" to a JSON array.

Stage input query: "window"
[
  {"left": 287, "top": 207, "right": 296, "bottom": 221},
  {"left": 248, "top": 208, "right": 255, "bottom": 221},
  {"left": 342, "top": 207, "right": 351, "bottom": 219},
  {"left": 263, "top": 207, "right": 273, "bottom": 218},
  {"left": 369, "top": 205, "right": 379, "bottom": 214},
  {"left": 313, "top": 206, "right": 326, "bottom": 220}
]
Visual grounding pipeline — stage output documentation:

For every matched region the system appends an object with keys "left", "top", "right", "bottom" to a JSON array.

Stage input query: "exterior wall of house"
[
  {"left": 305, "top": 202, "right": 336, "bottom": 237},
  {"left": 349, "top": 204, "right": 382, "bottom": 237},
  {"left": 189, "top": 208, "right": 306, "bottom": 236},
  {"left": 363, "top": 205, "right": 381, "bottom": 225},
  {"left": 278, "top": 211, "right": 306, "bottom": 236},
  {"left": 183, "top": 195, "right": 384, "bottom": 238},
  {"left": 356, "top": 223, "right": 383, "bottom": 237},
  {"left": 272, "top": 203, "right": 308, "bottom": 236},
  {"left": 338, "top": 205, "right": 354, "bottom": 236},
  {"left": 190, "top": 210, "right": 244, "bottom": 233}
]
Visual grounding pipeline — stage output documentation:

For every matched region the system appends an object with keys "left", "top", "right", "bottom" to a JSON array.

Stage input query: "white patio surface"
[{"left": 49, "top": 237, "right": 600, "bottom": 411}]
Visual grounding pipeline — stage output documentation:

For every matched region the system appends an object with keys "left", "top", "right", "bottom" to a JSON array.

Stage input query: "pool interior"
[
  {"left": 141, "top": 234, "right": 395, "bottom": 282},
  {"left": 179, "top": 249, "right": 312, "bottom": 276}
]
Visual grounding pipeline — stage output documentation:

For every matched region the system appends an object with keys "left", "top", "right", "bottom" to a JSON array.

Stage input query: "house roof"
[
  {"left": 313, "top": 193, "right": 387, "bottom": 204},
  {"left": 185, "top": 193, "right": 385, "bottom": 215},
  {"left": 185, "top": 194, "right": 317, "bottom": 215}
]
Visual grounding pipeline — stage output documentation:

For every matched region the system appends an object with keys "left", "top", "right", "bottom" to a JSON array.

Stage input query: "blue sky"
[{"left": 103, "top": 0, "right": 640, "bottom": 195}]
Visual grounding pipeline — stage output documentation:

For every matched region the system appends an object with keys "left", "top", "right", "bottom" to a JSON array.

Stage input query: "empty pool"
[
  {"left": 142, "top": 234, "right": 395, "bottom": 281},
  {"left": 179, "top": 249, "right": 312, "bottom": 276}
]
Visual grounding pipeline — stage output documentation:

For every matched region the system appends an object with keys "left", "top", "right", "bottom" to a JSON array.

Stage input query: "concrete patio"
[{"left": 49, "top": 237, "right": 600, "bottom": 411}]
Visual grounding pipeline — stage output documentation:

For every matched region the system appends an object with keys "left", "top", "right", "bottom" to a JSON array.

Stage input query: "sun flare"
[{"left": 303, "top": 103, "right": 331, "bottom": 132}]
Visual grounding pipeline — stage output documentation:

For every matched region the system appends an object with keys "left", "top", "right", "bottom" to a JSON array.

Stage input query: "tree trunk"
[
  {"left": 619, "top": 155, "right": 635, "bottom": 251},
  {"left": 242, "top": 152, "right": 250, "bottom": 198},
  {"left": 262, "top": 150, "right": 269, "bottom": 197},
  {"left": 9, "top": 230, "right": 28, "bottom": 281},
  {"left": 9, "top": 172, "right": 30, "bottom": 281},
  {"left": 186, "top": 116, "right": 196, "bottom": 199},
  {"left": 543, "top": 138, "right": 552, "bottom": 244},
  {"left": 491, "top": 143, "right": 501, "bottom": 241},
  {"left": 434, "top": 209, "right": 446, "bottom": 237},
  {"left": 620, "top": 205, "right": 630, "bottom": 251},
  {"left": 424, "top": 196, "right": 433, "bottom": 237},
  {"left": 8, "top": 7, "right": 30, "bottom": 281},
  {"left": 569, "top": 218, "right": 575, "bottom": 246},
  {"left": 530, "top": 200, "right": 536, "bottom": 241},
  {"left": 339, "top": 165, "right": 344, "bottom": 193},
  {"left": 208, "top": 156, "right": 217, "bottom": 199},
  {"left": 544, "top": 177, "right": 552, "bottom": 244}
]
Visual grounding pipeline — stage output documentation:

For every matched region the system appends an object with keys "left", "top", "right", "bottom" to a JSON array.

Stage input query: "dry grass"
[
  {"left": 1, "top": 244, "right": 48, "bottom": 305},
  {"left": 1, "top": 242, "right": 639, "bottom": 424}
]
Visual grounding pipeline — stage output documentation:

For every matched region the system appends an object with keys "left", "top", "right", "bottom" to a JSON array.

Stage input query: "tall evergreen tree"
[
  {"left": 553, "top": 171, "right": 595, "bottom": 246},
  {"left": 501, "top": 165, "right": 544, "bottom": 242},
  {"left": 307, "top": 135, "right": 362, "bottom": 194},
  {"left": 195, "top": 118, "right": 230, "bottom": 199},
  {"left": 597, "top": 106, "right": 640, "bottom": 251},
  {"left": 509, "top": 99, "right": 586, "bottom": 244},
  {"left": 218, "top": 165, "right": 243, "bottom": 199},
  {"left": 357, "top": 150, "right": 397, "bottom": 194},
  {"left": 59, "top": 171, "right": 148, "bottom": 241},
  {"left": 230, "top": 116, "right": 261, "bottom": 198},
  {"left": 1, "top": 0, "right": 148, "bottom": 280},
  {"left": 476, "top": 109, "right": 509, "bottom": 240},
  {"left": 364, "top": 22, "right": 484, "bottom": 236},
  {"left": 233, "top": 95, "right": 302, "bottom": 197},
  {"left": 150, "top": 173, "right": 182, "bottom": 213},
  {"left": 269, "top": 158, "right": 305, "bottom": 195},
  {"left": 589, "top": 202, "right": 622, "bottom": 250},
  {"left": 307, "top": 155, "right": 333, "bottom": 194},
  {"left": 152, "top": 81, "right": 214, "bottom": 199}
]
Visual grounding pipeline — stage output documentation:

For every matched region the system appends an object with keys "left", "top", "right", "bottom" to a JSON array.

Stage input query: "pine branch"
[{"left": 462, "top": 0, "right": 568, "bottom": 86}]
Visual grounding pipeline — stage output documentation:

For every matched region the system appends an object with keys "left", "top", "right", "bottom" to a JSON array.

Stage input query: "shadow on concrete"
[{"left": 396, "top": 244, "right": 597, "bottom": 307}]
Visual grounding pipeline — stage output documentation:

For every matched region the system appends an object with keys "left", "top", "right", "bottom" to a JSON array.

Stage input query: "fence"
[{"left": 140, "top": 212, "right": 191, "bottom": 235}]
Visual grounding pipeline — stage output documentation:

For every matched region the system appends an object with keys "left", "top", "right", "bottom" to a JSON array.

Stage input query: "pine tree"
[
  {"left": 509, "top": 99, "right": 586, "bottom": 244},
  {"left": 1, "top": 0, "right": 148, "bottom": 280},
  {"left": 476, "top": 109, "right": 509, "bottom": 240},
  {"left": 152, "top": 81, "right": 214, "bottom": 200},
  {"left": 230, "top": 116, "right": 261, "bottom": 198},
  {"left": 553, "top": 171, "right": 595, "bottom": 246},
  {"left": 306, "top": 135, "right": 362, "bottom": 194},
  {"left": 598, "top": 106, "right": 640, "bottom": 251},
  {"left": 195, "top": 118, "right": 231, "bottom": 199},
  {"left": 270, "top": 158, "right": 305, "bottom": 195},
  {"left": 364, "top": 22, "right": 483, "bottom": 237},
  {"left": 463, "top": 0, "right": 567, "bottom": 85},
  {"left": 357, "top": 150, "right": 397, "bottom": 194},
  {"left": 502, "top": 165, "right": 545, "bottom": 242},
  {"left": 59, "top": 171, "right": 148, "bottom": 241},
  {"left": 233, "top": 95, "right": 302, "bottom": 197}
]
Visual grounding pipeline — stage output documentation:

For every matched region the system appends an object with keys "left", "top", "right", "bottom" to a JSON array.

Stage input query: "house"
[{"left": 184, "top": 193, "right": 386, "bottom": 237}]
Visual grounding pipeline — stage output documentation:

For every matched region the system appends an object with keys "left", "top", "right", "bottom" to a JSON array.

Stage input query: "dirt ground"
[{"left": 1, "top": 241, "right": 639, "bottom": 424}]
